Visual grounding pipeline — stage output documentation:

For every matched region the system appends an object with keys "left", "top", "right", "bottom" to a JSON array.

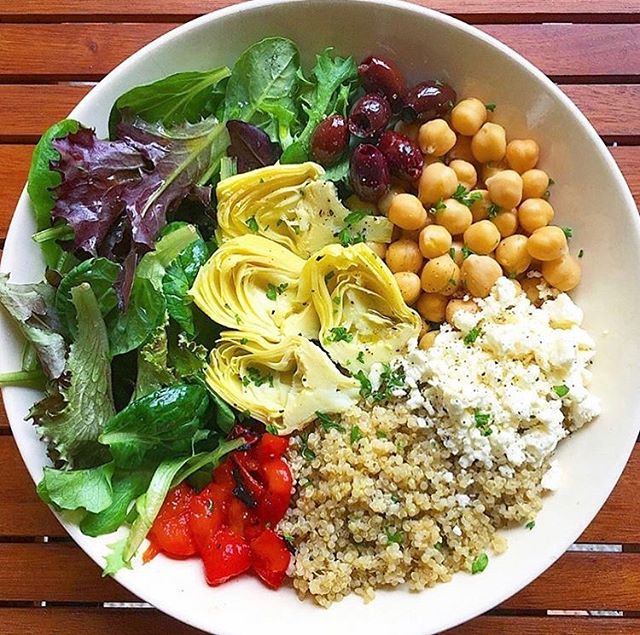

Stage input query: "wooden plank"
[
  {"left": 0, "top": 437, "right": 67, "bottom": 537},
  {"left": 1, "top": 0, "right": 639, "bottom": 22},
  {"left": 0, "top": 24, "right": 639, "bottom": 80},
  {"left": 1, "top": 146, "right": 639, "bottom": 241},
  {"left": 1, "top": 84, "right": 638, "bottom": 142},
  {"left": 448, "top": 616, "right": 640, "bottom": 634},
  {"left": 1, "top": 542, "right": 639, "bottom": 608}
]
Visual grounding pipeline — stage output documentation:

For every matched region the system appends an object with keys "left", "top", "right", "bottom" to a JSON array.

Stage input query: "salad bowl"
[{"left": 1, "top": 1, "right": 640, "bottom": 633}]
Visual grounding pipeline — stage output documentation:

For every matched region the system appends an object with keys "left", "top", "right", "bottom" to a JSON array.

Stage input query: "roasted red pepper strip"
[
  {"left": 202, "top": 527, "right": 251, "bottom": 586},
  {"left": 250, "top": 528, "right": 291, "bottom": 589},
  {"left": 256, "top": 458, "right": 293, "bottom": 525},
  {"left": 251, "top": 433, "right": 289, "bottom": 462},
  {"left": 148, "top": 483, "right": 197, "bottom": 558},
  {"left": 189, "top": 482, "right": 229, "bottom": 554}
]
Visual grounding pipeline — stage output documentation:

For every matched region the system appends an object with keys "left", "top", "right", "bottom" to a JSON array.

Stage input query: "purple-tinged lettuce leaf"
[
  {"left": 0, "top": 273, "right": 66, "bottom": 379},
  {"left": 226, "top": 120, "right": 281, "bottom": 173}
]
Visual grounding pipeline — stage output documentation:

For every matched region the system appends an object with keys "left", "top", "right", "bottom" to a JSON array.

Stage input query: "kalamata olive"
[
  {"left": 348, "top": 93, "right": 392, "bottom": 138},
  {"left": 401, "top": 80, "right": 457, "bottom": 122},
  {"left": 310, "top": 114, "right": 349, "bottom": 166},
  {"left": 377, "top": 130, "right": 424, "bottom": 181},
  {"left": 350, "top": 144, "right": 390, "bottom": 202},
  {"left": 358, "top": 55, "right": 406, "bottom": 111}
]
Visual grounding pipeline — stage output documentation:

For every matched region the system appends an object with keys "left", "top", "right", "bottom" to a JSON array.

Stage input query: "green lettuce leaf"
[
  {"left": 30, "top": 283, "right": 115, "bottom": 467},
  {"left": 132, "top": 325, "right": 175, "bottom": 401},
  {"left": 109, "top": 66, "right": 232, "bottom": 135},
  {"left": 37, "top": 462, "right": 114, "bottom": 513}
]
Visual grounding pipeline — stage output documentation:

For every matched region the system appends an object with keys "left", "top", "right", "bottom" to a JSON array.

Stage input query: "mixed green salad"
[{"left": 0, "top": 37, "right": 360, "bottom": 575}]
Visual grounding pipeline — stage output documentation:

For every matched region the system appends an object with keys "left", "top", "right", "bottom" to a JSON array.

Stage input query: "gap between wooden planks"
[
  {"left": 1, "top": 84, "right": 639, "bottom": 143},
  {"left": 0, "top": 23, "right": 639, "bottom": 80}
]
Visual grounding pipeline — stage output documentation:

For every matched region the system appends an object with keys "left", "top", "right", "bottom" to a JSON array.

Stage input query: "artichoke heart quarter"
[
  {"left": 216, "top": 162, "right": 393, "bottom": 258},
  {"left": 299, "top": 243, "right": 422, "bottom": 369},
  {"left": 190, "top": 235, "right": 319, "bottom": 339},
  {"left": 205, "top": 332, "right": 360, "bottom": 434}
]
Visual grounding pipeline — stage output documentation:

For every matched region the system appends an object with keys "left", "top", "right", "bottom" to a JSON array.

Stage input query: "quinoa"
[{"left": 280, "top": 403, "right": 545, "bottom": 606}]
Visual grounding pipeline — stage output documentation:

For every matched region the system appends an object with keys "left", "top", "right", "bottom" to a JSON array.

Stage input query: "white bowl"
[{"left": 2, "top": 1, "right": 639, "bottom": 633}]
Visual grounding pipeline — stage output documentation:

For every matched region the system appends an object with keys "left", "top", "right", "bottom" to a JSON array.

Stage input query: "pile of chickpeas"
[{"left": 349, "top": 96, "right": 582, "bottom": 351}]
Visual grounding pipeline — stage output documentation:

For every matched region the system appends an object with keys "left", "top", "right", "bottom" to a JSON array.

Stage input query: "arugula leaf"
[
  {"left": 30, "top": 283, "right": 115, "bottom": 467},
  {"left": 80, "top": 471, "right": 151, "bottom": 537},
  {"left": 37, "top": 462, "right": 114, "bottom": 513},
  {"left": 0, "top": 274, "right": 66, "bottom": 379},
  {"left": 99, "top": 383, "right": 210, "bottom": 468},
  {"left": 162, "top": 232, "right": 209, "bottom": 337},
  {"left": 26, "top": 119, "right": 80, "bottom": 270},
  {"left": 109, "top": 66, "right": 231, "bottom": 134},
  {"left": 224, "top": 37, "right": 300, "bottom": 145},
  {"left": 55, "top": 258, "right": 120, "bottom": 338},
  {"left": 281, "top": 49, "right": 358, "bottom": 164}
]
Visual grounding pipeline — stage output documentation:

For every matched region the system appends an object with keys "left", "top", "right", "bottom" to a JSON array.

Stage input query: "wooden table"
[{"left": 1, "top": 1, "right": 639, "bottom": 633}]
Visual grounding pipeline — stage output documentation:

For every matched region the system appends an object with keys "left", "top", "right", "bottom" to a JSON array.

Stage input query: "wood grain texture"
[
  {"left": 0, "top": 24, "right": 639, "bottom": 80},
  {"left": 1, "top": 0, "right": 639, "bottom": 21},
  {"left": 448, "top": 616, "right": 640, "bottom": 634},
  {"left": 1, "top": 542, "right": 639, "bottom": 609},
  {"left": 1, "top": 84, "right": 638, "bottom": 142}
]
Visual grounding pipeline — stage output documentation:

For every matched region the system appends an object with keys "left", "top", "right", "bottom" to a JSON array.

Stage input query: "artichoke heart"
[
  {"left": 190, "top": 235, "right": 319, "bottom": 339},
  {"left": 299, "top": 243, "right": 422, "bottom": 369},
  {"left": 216, "top": 162, "right": 393, "bottom": 258},
  {"left": 205, "top": 332, "right": 360, "bottom": 434}
]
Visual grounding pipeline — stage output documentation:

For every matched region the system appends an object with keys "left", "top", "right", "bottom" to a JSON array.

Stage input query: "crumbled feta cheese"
[{"left": 541, "top": 460, "right": 562, "bottom": 490}]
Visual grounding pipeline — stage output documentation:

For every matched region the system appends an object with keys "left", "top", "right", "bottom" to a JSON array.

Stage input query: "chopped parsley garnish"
[
  {"left": 384, "top": 528, "right": 404, "bottom": 545},
  {"left": 266, "top": 282, "right": 289, "bottom": 301},
  {"left": 240, "top": 337, "right": 248, "bottom": 345},
  {"left": 371, "top": 362, "right": 406, "bottom": 402},
  {"left": 461, "top": 245, "right": 475, "bottom": 260},
  {"left": 265, "top": 423, "right": 279, "bottom": 435},
  {"left": 315, "top": 411, "right": 345, "bottom": 433},
  {"left": 471, "top": 552, "right": 489, "bottom": 574},
  {"left": 376, "top": 431, "right": 388, "bottom": 439},
  {"left": 474, "top": 409, "right": 492, "bottom": 436},
  {"left": 463, "top": 327, "right": 481, "bottom": 345},
  {"left": 245, "top": 216, "right": 259, "bottom": 233},
  {"left": 485, "top": 102, "right": 497, "bottom": 112},
  {"left": 354, "top": 370, "right": 372, "bottom": 398},
  {"left": 336, "top": 210, "right": 369, "bottom": 247},
  {"left": 553, "top": 384, "right": 570, "bottom": 398},
  {"left": 241, "top": 366, "right": 274, "bottom": 388},
  {"left": 343, "top": 209, "right": 369, "bottom": 225},
  {"left": 525, "top": 520, "right": 536, "bottom": 530},
  {"left": 356, "top": 351, "right": 365, "bottom": 364},
  {"left": 578, "top": 249, "right": 584, "bottom": 258},
  {"left": 434, "top": 542, "right": 444, "bottom": 552},
  {"left": 561, "top": 226, "right": 573, "bottom": 239},
  {"left": 283, "top": 533, "right": 295, "bottom": 544},
  {"left": 452, "top": 184, "right": 483, "bottom": 208},
  {"left": 326, "top": 326, "right": 354, "bottom": 343},
  {"left": 299, "top": 433, "right": 316, "bottom": 462},
  {"left": 350, "top": 425, "right": 363, "bottom": 444},
  {"left": 487, "top": 202, "right": 501, "bottom": 219},
  {"left": 430, "top": 198, "right": 446, "bottom": 214},
  {"left": 449, "top": 247, "right": 456, "bottom": 260}
]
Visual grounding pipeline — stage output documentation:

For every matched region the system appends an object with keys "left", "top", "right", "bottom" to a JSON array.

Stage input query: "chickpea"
[
  {"left": 394, "top": 271, "right": 422, "bottom": 305},
  {"left": 449, "top": 240, "right": 465, "bottom": 266},
  {"left": 435, "top": 198, "right": 473, "bottom": 236},
  {"left": 463, "top": 220, "right": 501, "bottom": 255},
  {"left": 346, "top": 194, "right": 377, "bottom": 214},
  {"left": 388, "top": 193, "right": 428, "bottom": 231},
  {"left": 418, "top": 119, "right": 457, "bottom": 156},
  {"left": 385, "top": 239, "right": 424, "bottom": 274},
  {"left": 421, "top": 255, "right": 460, "bottom": 295},
  {"left": 450, "top": 159, "right": 477, "bottom": 190},
  {"left": 378, "top": 184, "right": 405, "bottom": 215},
  {"left": 491, "top": 210, "right": 518, "bottom": 238},
  {"left": 506, "top": 139, "right": 540, "bottom": 174},
  {"left": 451, "top": 98, "right": 487, "bottom": 136},
  {"left": 366, "top": 241, "right": 388, "bottom": 259},
  {"left": 518, "top": 198, "right": 554, "bottom": 234},
  {"left": 526, "top": 226, "right": 568, "bottom": 261},
  {"left": 469, "top": 189, "right": 490, "bottom": 222},
  {"left": 419, "top": 224, "right": 453, "bottom": 259},
  {"left": 542, "top": 254, "right": 581, "bottom": 291},
  {"left": 416, "top": 292, "right": 448, "bottom": 322},
  {"left": 419, "top": 330, "right": 439, "bottom": 351},
  {"left": 394, "top": 120, "right": 420, "bottom": 141},
  {"left": 445, "top": 298, "right": 479, "bottom": 324},
  {"left": 419, "top": 319, "right": 430, "bottom": 338},
  {"left": 481, "top": 160, "right": 506, "bottom": 184},
  {"left": 448, "top": 134, "right": 475, "bottom": 163},
  {"left": 520, "top": 276, "right": 543, "bottom": 305},
  {"left": 522, "top": 169, "right": 550, "bottom": 200},
  {"left": 495, "top": 234, "right": 531, "bottom": 276},
  {"left": 461, "top": 254, "right": 502, "bottom": 297},
  {"left": 471, "top": 122, "right": 507, "bottom": 163},
  {"left": 418, "top": 162, "right": 458, "bottom": 205},
  {"left": 486, "top": 170, "right": 523, "bottom": 210}
]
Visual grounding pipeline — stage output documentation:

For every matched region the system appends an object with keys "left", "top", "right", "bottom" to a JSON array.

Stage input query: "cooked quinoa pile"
[{"left": 280, "top": 403, "right": 545, "bottom": 606}]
